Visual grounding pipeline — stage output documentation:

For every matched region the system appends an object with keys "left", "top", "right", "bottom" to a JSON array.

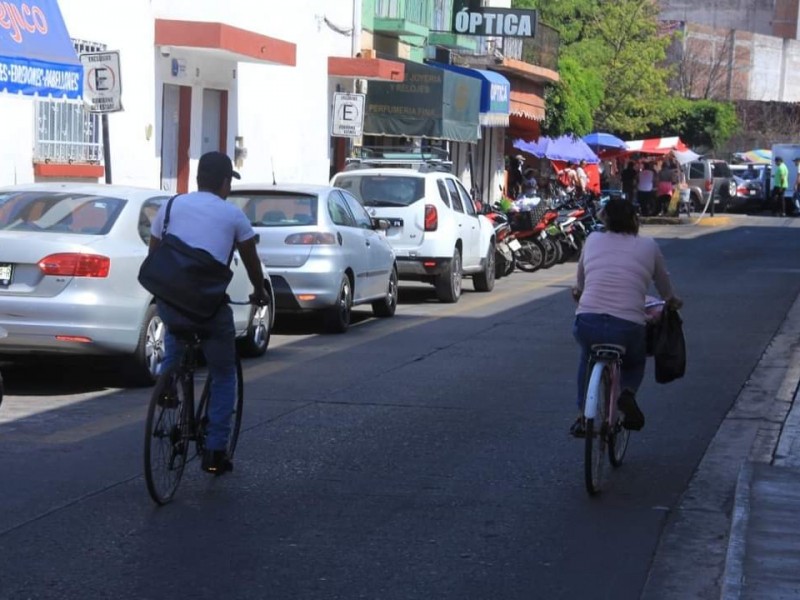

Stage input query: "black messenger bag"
[{"left": 138, "top": 195, "right": 234, "bottom": 321}]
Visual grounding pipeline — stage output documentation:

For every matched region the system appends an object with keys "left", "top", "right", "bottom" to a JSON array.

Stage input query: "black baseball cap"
[{"left": 198, "top": 151, "right": 240, "bottom": 180}]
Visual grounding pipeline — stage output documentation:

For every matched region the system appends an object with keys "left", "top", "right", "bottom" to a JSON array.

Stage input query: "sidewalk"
[{"left": 722, "top": 381, "right": 800, "bottom": 599}]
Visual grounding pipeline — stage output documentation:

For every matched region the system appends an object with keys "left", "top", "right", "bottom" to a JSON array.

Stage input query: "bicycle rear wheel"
[
  {"left": 197, "top": 355, "right": 244, "bottom": 458},
  {"left": 144, "top": 368, "right": 190, "bottom": 505},
  {"left": 584, "top": 364, "right": 610, "bottom": 496}
]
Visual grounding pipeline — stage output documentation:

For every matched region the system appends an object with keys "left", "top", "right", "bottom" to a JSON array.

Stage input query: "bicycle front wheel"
[
  {"left": 144, "top": 368, "right": 190, "bottom": 505},
  {"left": 197, "top": 355, "right": 244, "bottom": 458},
  {"left": 609, "top": 419, "right": 630, "bottom": 467},
  {"left": 584, "top": 364, "right": 610, "bottom": 496}
]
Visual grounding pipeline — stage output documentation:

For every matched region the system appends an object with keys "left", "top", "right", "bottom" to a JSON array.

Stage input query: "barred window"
[{"left": 34, "top": 40, "right": 105, "bottom": 164}]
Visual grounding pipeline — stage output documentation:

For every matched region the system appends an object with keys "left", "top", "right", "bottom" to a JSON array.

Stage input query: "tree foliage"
[
  {"left": 648, "top": 98, "right": 739, "bottom": 150},
  {"left": 512, "top": 0, "right": 738, "bottom": 147},
  {"left": 540, "top": 56, "right": 603, "bottom": 137}
]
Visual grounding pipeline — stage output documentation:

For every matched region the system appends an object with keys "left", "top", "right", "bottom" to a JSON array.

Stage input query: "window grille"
[{"left": 34, "top": 39, "right": 105, "bottom": 164}]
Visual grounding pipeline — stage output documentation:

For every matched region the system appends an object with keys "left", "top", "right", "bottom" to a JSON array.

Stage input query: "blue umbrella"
[{"left": 582, "top": 132, "right": 626, "bottom": 151}]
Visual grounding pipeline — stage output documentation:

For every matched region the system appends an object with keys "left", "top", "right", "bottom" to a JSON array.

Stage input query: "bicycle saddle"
[
  {"left": 168, "top": 326, "right": 210, "bottom": 342},
  {"left": 590, "top": 343, "right": 626, "bottom": 358}
]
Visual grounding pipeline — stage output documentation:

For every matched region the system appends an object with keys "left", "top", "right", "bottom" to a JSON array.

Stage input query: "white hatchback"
[{"left": 331, "top": 168, "right": 496, "bottom": 303}]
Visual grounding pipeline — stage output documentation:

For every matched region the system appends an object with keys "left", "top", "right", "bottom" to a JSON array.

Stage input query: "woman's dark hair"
[{"left": 601, "top": 197, "right": 639, "bottom": 235}]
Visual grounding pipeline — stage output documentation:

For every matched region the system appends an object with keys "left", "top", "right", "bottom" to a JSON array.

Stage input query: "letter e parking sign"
[{"left": 332, "top": 93, "right": 365, "bottom": 138}]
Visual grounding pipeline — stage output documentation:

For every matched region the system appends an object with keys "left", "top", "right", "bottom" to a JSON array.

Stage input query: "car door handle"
[{"left": 365, "top": 240, "right": 371, "bottom": 247}]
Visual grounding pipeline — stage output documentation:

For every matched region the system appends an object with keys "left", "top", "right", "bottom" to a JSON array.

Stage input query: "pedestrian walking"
[
  {"left": 656, "top": 159, "right": 677, "bottom": 216},
  {"left": 621, "top": 160, "right": 638, "bottom": 203},
  {"left": 637, "top": 162, "right": 656, "bottom": 216},
  {"left": 772, "top": 157, "right": 789, "bottom": 217}
]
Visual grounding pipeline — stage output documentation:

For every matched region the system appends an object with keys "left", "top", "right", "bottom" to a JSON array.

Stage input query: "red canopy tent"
[{"left": 623, "top": 136, "right": 689, "bottom": 155}]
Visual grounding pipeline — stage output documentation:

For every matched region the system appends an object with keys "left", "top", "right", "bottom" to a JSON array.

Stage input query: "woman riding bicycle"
[{"left": 570, "top": 197, "right": 682, "bottom": 437}]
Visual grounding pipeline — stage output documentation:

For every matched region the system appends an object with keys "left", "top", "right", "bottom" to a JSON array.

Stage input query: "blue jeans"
[
  {"left": 157, "top": 301, "right": 237, "bottom": 451},
  {"left": 573, "top": 313, "right": 647, "bottom": 409}
]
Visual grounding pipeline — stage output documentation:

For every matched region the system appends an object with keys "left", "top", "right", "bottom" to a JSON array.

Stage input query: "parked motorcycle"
[
  {"left": 483, "top": 207, "right": 519, "bottom": 278},
  {"left": 508, "top": 206, "right": 551, "bottom": 272}
]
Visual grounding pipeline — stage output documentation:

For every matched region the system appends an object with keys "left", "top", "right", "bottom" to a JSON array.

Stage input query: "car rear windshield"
[
  {"left": 0, "top": 192, "right": 126, "bottom": 234},
  {"left": 334, "top": 175, "right": 425, "bottom": 207},
  {"left": 228, "top": 192, "right": 318, "bottom": 226},
  {"left": 711, "top": 162, "right": 731, "bottom": 177}
]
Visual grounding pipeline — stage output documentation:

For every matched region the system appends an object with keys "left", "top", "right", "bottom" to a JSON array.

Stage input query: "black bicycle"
[{"left": 144, "top": 323, "right": 245, "bottom": 506}]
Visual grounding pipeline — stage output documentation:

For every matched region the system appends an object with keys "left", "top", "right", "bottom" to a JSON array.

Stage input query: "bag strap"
[
  {"left": 163, "top": 193, "right": 237, "bottom": 267},
  {"left": 162, "top": 194, "right": 179, "bottom": 235}
]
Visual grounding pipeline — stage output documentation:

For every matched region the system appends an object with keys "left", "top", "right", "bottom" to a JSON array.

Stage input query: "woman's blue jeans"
[
  {"left": 157, "top": 301, "right": 237, "bottom": 451},
  {"left": 573, "top": 313, "right": 647, "bottom": 409}
]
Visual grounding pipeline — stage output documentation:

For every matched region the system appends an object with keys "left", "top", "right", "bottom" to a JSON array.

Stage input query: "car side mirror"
[
  {"left": 372, "top": 218, "right": 390, "bottom": 231},
  {"left": 253, "top": 233, "right": 261, "bottom": 244}
]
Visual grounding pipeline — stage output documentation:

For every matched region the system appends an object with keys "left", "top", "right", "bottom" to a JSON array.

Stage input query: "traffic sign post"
[
  {"left": 331, "top": 92, "right": 365, "bottom": 138},
  {"left": 80, "top": 51, "right": 123, "bottom": 113}
]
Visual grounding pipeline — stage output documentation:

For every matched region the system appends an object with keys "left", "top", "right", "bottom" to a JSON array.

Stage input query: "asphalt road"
[{"left": 1, "top": 216, "right": 799, "bottom": 600}]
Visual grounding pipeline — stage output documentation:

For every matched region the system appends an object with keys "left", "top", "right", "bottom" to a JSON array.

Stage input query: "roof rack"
[{"left": 344, "top": 145, "right": 453, "bottom": 173}]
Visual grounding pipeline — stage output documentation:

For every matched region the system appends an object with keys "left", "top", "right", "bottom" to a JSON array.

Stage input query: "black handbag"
[
  {"left": 653, "top": 307, "right": 686, "bottom": 384},
  {"left": 138, "top": 195, "right": 234, "bottom": 321}
]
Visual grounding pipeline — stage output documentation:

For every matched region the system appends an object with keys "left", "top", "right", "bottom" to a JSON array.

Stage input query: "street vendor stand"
[{"left": 512, "top": 135, "right": 601, "bottom": 195}]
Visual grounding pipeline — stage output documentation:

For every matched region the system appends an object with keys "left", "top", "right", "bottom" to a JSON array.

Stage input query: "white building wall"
[
  {"left": 0, "top": 0, "right": 358, "bottom": 188},
  {"left": 750, "top": 34, "right": 786, "bottom": 100},
  {"left": 0, "top": 96, "right": 34, "bottom": 186}
]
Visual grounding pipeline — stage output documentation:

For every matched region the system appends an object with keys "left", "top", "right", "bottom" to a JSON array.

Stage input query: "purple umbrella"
[{"left": 513, "top": 136, "right": 599, "bottom": 164}]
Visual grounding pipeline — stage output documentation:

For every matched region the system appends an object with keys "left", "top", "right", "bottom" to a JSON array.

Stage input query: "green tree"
[
  {"left": 514, "top": 0, "right": 673, "bottom": 136},
  {"left": 540, "top": 56, "right": 603, "bottom": 137},
  {"left": 648, "top": 98, "right": 739, "bottom": 150}
]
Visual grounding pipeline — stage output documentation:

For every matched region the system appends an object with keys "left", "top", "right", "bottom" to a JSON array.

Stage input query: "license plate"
[
  {"left": 0, "top": 263, "right": 11, "bottom": 284},
  {"left": 750, "top": 190, "right": 756, "bottom": 195},
  {"left": 508, "top": 239, "right": 522, "bottom": 251}
]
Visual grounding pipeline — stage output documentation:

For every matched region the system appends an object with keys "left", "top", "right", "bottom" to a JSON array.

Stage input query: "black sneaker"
[
  {"left": 618, "top": 389, "right": 645, "bottom": 431},
  {"left": 201, "top": 450, "right": 233, "bottom": 475},
  {"left": 569, "top": 416, "right": 586, "bottom": 438}
]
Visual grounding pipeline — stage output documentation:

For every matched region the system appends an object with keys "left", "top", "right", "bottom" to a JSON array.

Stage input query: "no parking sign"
[
  {"left": 80, "top": 51, "right": 123, "bottom": 113},
  {"left": 331, "top": 92, "right": 365, "bottom": 137}
]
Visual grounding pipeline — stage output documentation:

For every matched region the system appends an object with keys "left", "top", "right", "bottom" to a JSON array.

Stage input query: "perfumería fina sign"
[{"left": 451, "top": 1, "right": 537, "bottom": 38}]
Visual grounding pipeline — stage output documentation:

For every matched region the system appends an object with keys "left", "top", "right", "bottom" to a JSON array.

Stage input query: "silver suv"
[{"left": 683, "top": 159, "right": 736, "bottom": 213}]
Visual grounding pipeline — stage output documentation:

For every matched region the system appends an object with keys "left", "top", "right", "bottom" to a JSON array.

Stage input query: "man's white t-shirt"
[{"left": 151, "top": 191, "right": 255, "bottom": 265}]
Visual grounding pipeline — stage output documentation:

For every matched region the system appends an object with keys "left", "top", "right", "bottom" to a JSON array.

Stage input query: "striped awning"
[{"left": 624, "top": 137, "right": 689, "bottom": 154}]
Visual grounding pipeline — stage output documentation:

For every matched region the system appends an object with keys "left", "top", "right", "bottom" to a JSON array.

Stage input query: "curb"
[
  {"left": 694, "top": 216, "right": 734, "bottom": 227},
  {"left": 720, "top": 463, "right": 753, "bottom": 600},
  {"left": 640, "top": 291, "right": 800, "bottom": 600}
]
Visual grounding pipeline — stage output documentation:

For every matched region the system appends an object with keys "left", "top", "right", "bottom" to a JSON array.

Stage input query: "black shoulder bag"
[
  {"left": 138, "top": 195, "right": 234, "bottom": 322},
  {"left": 653, "top": 307, "right": 687, "bottom": 384}
]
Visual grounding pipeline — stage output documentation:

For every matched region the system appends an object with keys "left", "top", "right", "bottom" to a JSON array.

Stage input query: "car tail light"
[
  {"left": 737, "top": 185, "right": 748, "bottom": 196},
  {"left": 38, "top": 253, "right": 110, "bottom": 278},
  {"left": 284, "top": 232, "right": 337, "bottom": 245},
  {"left": 424, "top": 204, "right": 438, "bottom": 231},
  {"left": 705, "top": 179, "right": 713, "bottom": 192}
]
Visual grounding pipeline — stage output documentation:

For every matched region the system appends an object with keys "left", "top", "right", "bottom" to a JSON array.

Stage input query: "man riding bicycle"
[
  {"left": 148, "top": 151, "right": 269, "bottom": 474},
  {"left": 570, "top": 197, "right": 682, "bottom": 437}
]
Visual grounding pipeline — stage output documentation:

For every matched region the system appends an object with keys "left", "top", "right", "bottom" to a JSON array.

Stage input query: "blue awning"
[
  {"left": 0, "top": 0, "right": 83, "bottom": 99},
  {"left": 428, "top": 62, "right": 510, "bottom": 127}
]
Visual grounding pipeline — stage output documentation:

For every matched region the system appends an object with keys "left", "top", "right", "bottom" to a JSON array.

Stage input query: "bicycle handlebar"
[{"left": 228, "top": 294, "right": 270, "bottom": 307}]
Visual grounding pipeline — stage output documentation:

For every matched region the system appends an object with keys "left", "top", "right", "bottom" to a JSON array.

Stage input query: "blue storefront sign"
[
  {"left": 429, "top": 62, "right": 510, "bottom": 127},
  {"left": 0, "top": 0, "right": 83, "bottom": 98}
]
